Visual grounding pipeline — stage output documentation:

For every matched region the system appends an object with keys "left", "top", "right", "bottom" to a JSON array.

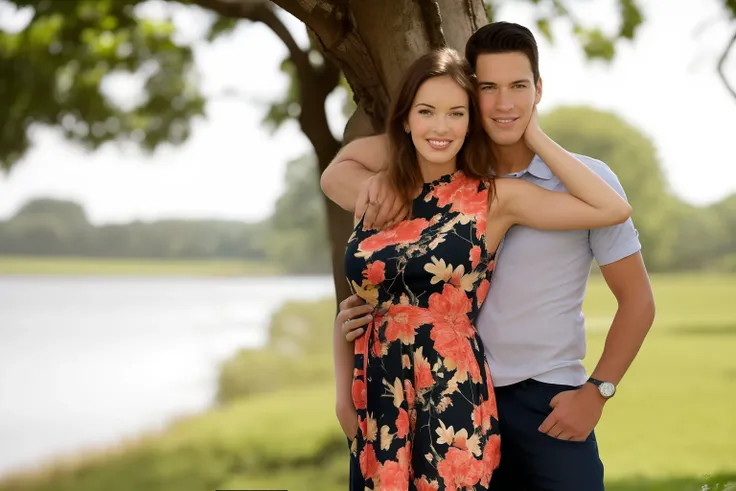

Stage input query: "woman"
[{"left": 336, "top": 48, "right": 629, "bottom": 490}]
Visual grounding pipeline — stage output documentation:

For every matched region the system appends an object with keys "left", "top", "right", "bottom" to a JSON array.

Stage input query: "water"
[{"left": 0, "top": 275, "right": 335, "bottom": 477}]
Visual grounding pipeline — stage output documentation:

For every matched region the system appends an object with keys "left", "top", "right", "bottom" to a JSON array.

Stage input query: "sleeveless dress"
[{"left": 343, "top": 170, "right": 501, "bottom": 490}]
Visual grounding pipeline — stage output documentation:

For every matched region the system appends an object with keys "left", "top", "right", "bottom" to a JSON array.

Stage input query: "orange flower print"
[
  {"left": 414, "top": 476, "right": 440, "bottom": 491},
  {"left": 352, "top": 377, "right": 367, "bottom": 410},
  {"left": 481, "top": 434, "right": 501, "bottom": 487},
  {"left": 360, "top": 443, "right": 380, "bottom": 480},
  {"left": 428, "top": 284, "right": 473, "bottom": 336},
  {"left": 396, "top": 408, "right": 410, "bottom": 439},
  {"left": 428, "top": 172, "right": 472, "bottom": 208},
  {"left": 358, "top": 219, "right": 430, "bottom": 256},
  {"left": 363, "top": 260, "right": 386, "bottom": 285},
  {"left": 449, "top": 185, "right": 489, "bottom": 240},
  {"left": 476, "top": 279, "right": 490, "bottom": 308},
  {"left": 385, "top": 303, "right": 431, "bottom": 345},
  {"left": 469, "top": 246, "right": 481, "bottom": 269},
  {"left": 380, "top": 459, "right": 410, "bottom": 491},
  {"left": 437, "top": 447, "right": 484, "bottom": 489},
  {"left": 414, "top": 347, "right": 435, "bottom": 392}
]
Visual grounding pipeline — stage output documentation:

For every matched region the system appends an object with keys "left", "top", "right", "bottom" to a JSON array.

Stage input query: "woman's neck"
[{"left": 418, "top": 157, "right": 457, "bottom": 183}]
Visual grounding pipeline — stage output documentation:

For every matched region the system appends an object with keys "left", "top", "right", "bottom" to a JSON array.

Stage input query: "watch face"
[{"left": 599, "top": 382, "right": 616, "bottom": 398}]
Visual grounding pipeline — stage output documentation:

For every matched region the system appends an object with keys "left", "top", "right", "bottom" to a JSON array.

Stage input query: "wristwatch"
[{"left": 587, "top": 377, "right": 616, "bottom": 399}]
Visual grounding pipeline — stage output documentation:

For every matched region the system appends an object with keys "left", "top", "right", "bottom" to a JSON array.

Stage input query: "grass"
[
  {"left": 0, "top": 255, "right": 283, "bottom": 276},
  {"left": 1, "top": 273, "right": 734, "bottom": 491}
]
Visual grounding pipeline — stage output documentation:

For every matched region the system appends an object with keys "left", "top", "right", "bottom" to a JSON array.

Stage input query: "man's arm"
[
  {"left": 319, "top": 134, "right": 389, "bottom": 212},
  {"left": 587, "top": 252, "right": 655, "bottom": 387},
  {"left": 320, "top": 133, "right": 408, "bottom": 227},
  {"left": 539, "top": 160, "right": 654, "bottom": 441}
]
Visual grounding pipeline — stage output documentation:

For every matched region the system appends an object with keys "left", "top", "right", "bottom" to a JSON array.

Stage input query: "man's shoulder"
[
  {"left": 569, "top": 153, "right": 623, "bottom": 185},
  {"left": 571, "top": 153, "right": 612, "bottom": 174}
]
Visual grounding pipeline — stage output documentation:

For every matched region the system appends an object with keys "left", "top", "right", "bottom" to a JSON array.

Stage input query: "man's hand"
[
  {"left": 336, "top": 294, "right": 373, "bottom": 342},
  {"left": 356, "top": 171, "right": 409, "bottom": 229},
  {"left": 538, "top": 384, "right": 605, "bottom": 441}
]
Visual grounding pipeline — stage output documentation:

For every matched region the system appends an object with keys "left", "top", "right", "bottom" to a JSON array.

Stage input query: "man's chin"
[{"left": 489, "top": 135, "right": 523, "bottom": 147}]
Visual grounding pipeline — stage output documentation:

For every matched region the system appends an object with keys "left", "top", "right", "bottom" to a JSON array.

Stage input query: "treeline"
[{"left": 0, "top": 154, "right": 333, "bottom": 275}]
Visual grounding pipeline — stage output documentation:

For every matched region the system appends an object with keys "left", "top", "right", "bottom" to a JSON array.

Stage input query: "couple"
[{"left": 322, "top": 22, "right": 655, "bottom": 491}]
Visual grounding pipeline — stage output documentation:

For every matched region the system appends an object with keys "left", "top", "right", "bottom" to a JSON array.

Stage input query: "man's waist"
[{"left": 488, "top": 360, "right": 587, "bottom": 388}]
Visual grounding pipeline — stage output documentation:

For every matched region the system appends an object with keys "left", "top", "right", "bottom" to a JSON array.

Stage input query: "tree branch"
[
  {"left": 269, "top": 0, "right": 344, "bottom": 48},
  {"left": 194, "top": 0, "right": 311, "bottom": 71},
  {"left": 717, "top": 28, "right": 736, "bottom": 100},
  {"left": 419, "top": 0, "right": 447, "bottom": 49}
]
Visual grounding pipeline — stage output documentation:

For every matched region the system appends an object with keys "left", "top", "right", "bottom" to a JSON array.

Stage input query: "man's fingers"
[
  {"left": 364, "top": 201, "right": 379, "bottom": 229},
  {"left": 363, "top": 179, "right": 383, "bottom": 228},
  {"left": 355, "top": 181, "right": 370, "bottom": 221},
  {"left": 538, "top": 413, "right": 557, "bottom": 434},
  {"left": 339, "top": 294, "right": 364, "bottom": 312},
  {"left": 342, "top": 312, "right": 372, "bottom": 341},
  {"left": 551, "top": 427, "right": 566, "bottom": 439},
  {"left": 345, "top": 327, "right": 365, "bottom": 342},
  {"left": 372, "top": 198, "right": 395, "bottom": 229},
  {"left": 381, "top": 196, "right": 404, "bottom": 228}
]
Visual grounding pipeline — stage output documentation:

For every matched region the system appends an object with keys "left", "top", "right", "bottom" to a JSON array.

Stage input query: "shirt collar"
[{"left": 494, "top": 155, "right": 553, "bottom": 180}]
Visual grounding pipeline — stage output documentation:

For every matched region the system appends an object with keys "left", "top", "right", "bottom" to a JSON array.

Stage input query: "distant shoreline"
[{"left": 0, "top": 256, "right": 287, "bottom": 276}]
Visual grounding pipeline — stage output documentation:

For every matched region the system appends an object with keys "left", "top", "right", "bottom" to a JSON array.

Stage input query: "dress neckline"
[{"left": 422, "top": 169, "right": 463, "bottom": 190}]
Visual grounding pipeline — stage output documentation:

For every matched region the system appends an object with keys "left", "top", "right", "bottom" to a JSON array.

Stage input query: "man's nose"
[{"left": 496, "top": 90, "right": 515, "bottom": 111}]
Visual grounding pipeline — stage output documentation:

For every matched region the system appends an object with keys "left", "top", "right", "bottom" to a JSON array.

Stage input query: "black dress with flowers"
[{"left": 343, "top": 170, "right": 501, "bottom": 490}]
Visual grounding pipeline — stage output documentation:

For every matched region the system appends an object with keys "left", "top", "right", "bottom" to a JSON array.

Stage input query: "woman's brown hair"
[{"left": 385, "top": 47, "right": 493, "bottom": 210}]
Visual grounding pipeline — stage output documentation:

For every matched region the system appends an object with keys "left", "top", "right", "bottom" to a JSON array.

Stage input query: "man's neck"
[{"left": 492, "top": 141, "right": 536, "bottom": 176}]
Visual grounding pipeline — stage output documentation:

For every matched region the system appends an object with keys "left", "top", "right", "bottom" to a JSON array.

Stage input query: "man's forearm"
[
  {"left": 590, "top": 297, "right": 655, "bottom": 386},
  {"left": 320, "top": 160, "right": 376, "bottom": 213},
  {"left": 334, "top": 320, "right": 356, "bottom": 409}
]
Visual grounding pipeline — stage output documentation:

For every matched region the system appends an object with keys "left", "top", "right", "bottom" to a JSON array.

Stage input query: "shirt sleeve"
[{"left": 588, "top": 160, "right": 642, "bottom": 266}]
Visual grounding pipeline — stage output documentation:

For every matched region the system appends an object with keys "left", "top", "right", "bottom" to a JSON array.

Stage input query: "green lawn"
[
  {"left": 0, "top": 256, "right": 282, "bottom": 276},
  {"left": 1, "top": 273, "right": 734, "bottom": 491}
]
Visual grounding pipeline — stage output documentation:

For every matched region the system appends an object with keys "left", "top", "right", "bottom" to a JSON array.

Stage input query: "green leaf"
[
  {"left": 536, "top": 18, "right": 552, "bottom": 42},
  {"left": 577, "top": 27, "right": 616, "bottom": 61},
  {"left": 618, "top": 0, "right": 644, "bottom": 39}
]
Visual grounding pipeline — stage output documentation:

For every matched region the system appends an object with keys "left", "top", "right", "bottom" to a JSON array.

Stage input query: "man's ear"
[{"left": 535, "top": 76, "right": 543, "bottom": 105}]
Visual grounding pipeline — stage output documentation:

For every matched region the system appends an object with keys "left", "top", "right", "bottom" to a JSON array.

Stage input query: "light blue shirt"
[{"left": 477, "top": 154, "right": 641, "bottom": 387}]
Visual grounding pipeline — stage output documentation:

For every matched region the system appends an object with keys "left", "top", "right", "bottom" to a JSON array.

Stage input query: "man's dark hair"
[{"left": 465, "top": 21, "right": 540, "bottom": 83}]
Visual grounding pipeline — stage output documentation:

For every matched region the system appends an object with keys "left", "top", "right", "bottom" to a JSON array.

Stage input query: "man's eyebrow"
[{"left": 478, "top": 79, "right": 532, "bottom": 86}]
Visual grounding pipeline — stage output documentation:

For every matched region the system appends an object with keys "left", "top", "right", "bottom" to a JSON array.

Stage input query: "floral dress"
[{"left": 343, "top": 170, "right": 501, "bottom": 490}]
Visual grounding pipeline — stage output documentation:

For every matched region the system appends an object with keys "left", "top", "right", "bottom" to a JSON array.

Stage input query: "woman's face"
[{"left": 406, "top": 75, "right": 470, "bottom": 171}]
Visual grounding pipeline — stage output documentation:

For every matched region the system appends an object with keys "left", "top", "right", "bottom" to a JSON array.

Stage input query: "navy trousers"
[{"left": 489, "top": 379, "right": 605, "bottom": 491}]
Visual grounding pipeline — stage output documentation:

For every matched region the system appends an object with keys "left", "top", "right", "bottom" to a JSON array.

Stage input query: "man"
[{"left": 323, "top": 22, "right": 655, "bottom": 491}]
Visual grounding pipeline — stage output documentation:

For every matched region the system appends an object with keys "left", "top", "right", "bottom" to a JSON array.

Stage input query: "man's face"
[{"left": 474, "top": 52, "right": 542, "bottom": 147}]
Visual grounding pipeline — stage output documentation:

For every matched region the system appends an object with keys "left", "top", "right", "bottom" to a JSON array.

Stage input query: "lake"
[{"left": 0, "top": 275, "right": 335, "bottom": 477}]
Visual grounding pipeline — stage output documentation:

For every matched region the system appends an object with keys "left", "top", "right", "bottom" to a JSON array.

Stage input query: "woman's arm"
[{"left": 492, "top": 108, "right": 631, "bottom": 231}]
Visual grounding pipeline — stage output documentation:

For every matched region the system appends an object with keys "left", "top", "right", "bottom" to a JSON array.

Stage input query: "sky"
[{"left": 0, "top": 0, "right": 735, "bottom": 225}]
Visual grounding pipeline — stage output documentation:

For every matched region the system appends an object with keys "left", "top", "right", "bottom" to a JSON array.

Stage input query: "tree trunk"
[{"left": 271, "top": 0, "right": 488, "bottom": 303}]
